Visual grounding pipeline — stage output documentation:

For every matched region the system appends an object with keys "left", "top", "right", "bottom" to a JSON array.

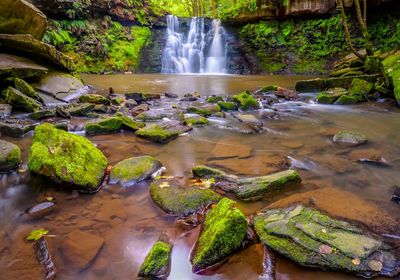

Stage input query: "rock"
[
  {"left": 235, "top": 170, "right": 301, "bottom": 202},
  {"left": 0, "top": 34, "right": 74, "bottom": 71},
  {"left": 0, "top": 0, "right": 47, "bottom": 40},
  {"left": 253, "top": 205, "right": 400, "bottom": 278},
  {"left": 165, "top": 92, "right": 178, "bottom": 98},
  {"left": 0, "top": 140, "right": 21, "bottom": 172},
  {"left": 29, "top": 109, "right": 57, "bottom": 120},
  {"left": 181, "top": 93, "right": 199, "bottom": 101},
  {"left": 14, "top": 78, "right": 42, "bottom": 102},
  {"left": 316, "top": 88, "right": 347, "bottom": 104},
  {"left": 334, "top": 94, "right": 363, "bottom": 105},
  {"left": 135, "top": 121, "right": 192, "bottom": 144},
  {"left": 1, "top": 87, "right": 43, "bottom": 112},
  {"left": 110, "top": 96, "right": 125, "bottom": 105},
  {"left": 234, "top": 114, "right": 263, "bottom": 133},
  {"left": 217, "top": 101, "right": 238, "bottom": 111},
  {"left": 131, "top": 103, "right": 149, "bottom": 116},
  {"left": 28, "top": 123, "right": 108, "bottom": 191},
  {"left": 391, "top": 186, "right": 400, "bottom": 205},
  {"left": 232, "top": 91, "right": 259, "bottom": 110},
  {"left": 25, "top": 201, "right": 56, "bottom": 219},
  {"left": 382, "top": 51, "right": 400, "bottom": 105},
  {"left": 150, "top": 179, "right": 221, "bottom": 216},
  {"left": 33, "top": 236, "right": 56, "bottom": 280},
  {"left": 365, "top": 56, "right": 382, "bottom": 74},
  {"left": 207, "top": 96, "right": 224, "bottom": 103},
  {"left": 138, "top": 237, "right": 172, "bottom": 280},
  {"left": 333, "top": 130, "right": 367, "bottom": 145},
  {"left": 295, "top": 78, "right": 325, "bottom": 93},
  {"left": 0, "top": 119, "right": 35, "bottom": 137},
  {"left": 275, "top": 87, "right": 298, "bottom": 100},
  {"left": 109, "top": 156, "right": 163, "bottom": 187},
  {"left": 348, "top": 78, "right": 374, "bottom": 97},
  {"left": 192, "top": 165, "right": 238, "bottom": 181},
  {"left": 125, "top": 92, "right": 160, "bottom": 102},
  {"left": 349, "top": 149, "right": 390, "bottom": 166},
  {"left": 125, "top": 99, "right": 137, "bottom": 108},
  {"left": 187, "top": 103, "right": 221, "bottom": 116},
  {"left": 191, "top": 198, "right": 247, "bottom": 272},
  {"left": 185, "top": 115, "right": 209, "bottom": 126},
  {"left": 210, "top": 142, "right": 252, "bottom": 159},
  {"left": 65, "top": 103, "right": 95, "bottom": 116},
  {"left": 60, "top": 229, "right": 104, "bottom": 271},
  {"left": 85, "top": 114, "right": 144, "bottom": 135},
  {"left": 79, "top": 94, "right": 109, "bottom": 105},
  {"left": 0, "top": 54, "right": 47, "bottom": 79},
  {"left": 0, "top": 104, "right": 12, "bottom": 119},
  {"left": 258, "top": 85, "right": 279, "bottom": 93},
  {"left": 136, "top": 110, "right": 169, "bottom": 121}
]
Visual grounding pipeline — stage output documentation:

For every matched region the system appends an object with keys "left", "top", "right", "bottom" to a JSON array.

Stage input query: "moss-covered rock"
[
  {"left": 207, "top": 96, "right": 223, "bottom": 103},
  {"left": 364, "top": 56, "right": 382, "bottom": 74},
  {"left": 348, "top": 78, "right": 374, "bottom": 97},
  {"left": 217, "top": 101, "right": 238, "bottom": 111},
  {"left": 185, "top": 116, "right": 209, "bottom": 126},
  {"left": 14, "top": 78, "right": 41, "bottom": 102},
  {"left": 192, "top": 165, "right": 238, "bottom": 181},
  {"left": 85, "top": 113, "right": 144, "bottom": 135},
  {"left": 150, "top": 180, "right": 221, "bottom": 216},
  {"left": 0, "top": 140, "right": 21, "bottom": 173},
  {"left": 1, "top": 86, "right": 42, "bottom": 112},
  {"left": 138, "top": 239, "right": 172, "bottom": 279},
  {"left": 333, "top": 94, "right": 363, "bottom": 105},
  {"left": 109, "top": 156, "right": 162, "bottom": 187},
  {"left": 316, "top": 88, "right": 347, "bottom": 104},
  {"left": 192, "top": 198, "right": 247, "bottom": 272},
  {"left": 79, "top": 94, "right": 109, "bottom": 105},
  {"left": 29, "top": 109, "right": 57, "bottom": 120},
  {"left": 187, "top": 103, "right": 221, "bottom": 116},
  {"left": 135, "top": 124, "right": 180, "bottom": 144},
  {"left": 259, "top": 85, "right": 279, "bottom": 92},
  {"left": 253, "top": 205, "right": 399, "bottom": 278},
  {"left": 28, "top": 123, "right": 108, "bottom": 190},
  {"left": 0, "top": 54, "right": 48, "bottom": 79},
  {"left": 65, "top": 103, "right": 95, "bottom": 116},
  {"left": 333, "top": 130, "right": 367, "bottom": 145},
  {"left": 232, "top": 91, "right": 258, "bottom": 110},
  {"left": 382, "top": 51, "right": 400, "bottom": 105}
]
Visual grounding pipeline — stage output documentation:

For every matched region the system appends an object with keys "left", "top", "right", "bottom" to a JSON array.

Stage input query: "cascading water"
[{"left": 161, "top": 15, "right": 227, "bottom": 74}]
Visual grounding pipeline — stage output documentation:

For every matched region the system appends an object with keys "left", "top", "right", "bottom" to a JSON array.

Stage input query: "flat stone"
[
  {"left": 0, "top": 54, "right": 47, "bottom": 79},
  {"left": 333, "top": 130, "right": 367, "bottom": 145},
  {"left": 60, "top": 229, "right": 104, "bottom": 271},
  {"left": 0, "top": 119, "right": 35, "bottom": 137},
  {"left": 349, "top": 149, "right": 390, "bottom": 166},
  {"left": 234, "top": 114, "right": 263, "bottom": 133}
]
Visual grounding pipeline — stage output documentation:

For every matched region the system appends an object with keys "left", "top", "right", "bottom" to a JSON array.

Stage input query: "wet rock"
[
  {"left": 85, "top": 113, "right": 144, "bottom": 135},
  {"left": 210, "top": 141, "right": 252, "bottom": 159},
  {"left": 125, "top": 92, "right": 160, "bottom": 103},
  {"left": 234, "top": 114, "right": 263, "bottom": 133},
  {"left": 382, "top": 51, "right": 400, "bottom": 105},
  {"left": 185, "top": 115, "right": 209, "bottom": 126},
  {"left": 275, "top": 87, "right": 298, "bottom": 100},
  {"left": 217, "top": 101, "right": 238, "bottom": 111},
  {"left": 0, "top": 0, "right": 47, "bottom": 40},
  {"left": 192, "top": 165, "right": 238, "bottom": 181},
  {"left": 124, "top": 99, "right": 137, "bottom": 109},
  {"left": 110, "top": 95, "right": 125, "bottom": 105},
  {"left": 191, "top": 198, "right": 247, "bottom": 272},
  {"left": 150, "top": 179, "right": 221, "bottom": 216},
  {"left": 295, "top": 78, "right": 325, "bottom": 93},
  {"left": 334, "top": 94, "right": 363, "bottom": 105},
  {"left": 391, "top": 186, "right": 400, "bottom": 205},
  {"left": 232, "top": 91, "right": 259, "bottom": 110},
  {"left": 0, "top": 140, "right": 21, "bottom": 172},
  {"left": 348, "top": 78, "right": 374, "bottom": 97},
  {"left": 79, "top": 94, "right": 109, "bottom": 105},
  {"left": 33, "top": 237, "right": 57, "bottom": 280},
  {"left": 316, "top": 88, "right": 347, "bottom": 104},
  {"left": 138, "top": 237, "right": 172, "bottom": 280},
  {"left": 65, "top": 103, "right": 95, "bottom": 116},
  {"left": 25, "top": 201, "right": 56, "bottom": 219},
  {"left": 0, "top": 53, "right": 47, "bottom": 79},
  {"left": 14, "top": 78, "right": 42, "bottom": 102},
  {"left": 135, "top": 121, "right": 192, "bottom": 144},
  {"left": 136, "top": 109, "right": 169, "bottom": 121},
  {"left": 181, "top": 93, "right": 198, "bottom": 101},
  {"left": 0, "top": 119, "right": 35, "bottom": 137},
  {"left": 349, "top": 149, "right": 390, "bottom": 166},
  {"left": 60, "top": 229, "right": 104, "bottom": 271},
  {"left": 253, "top": 205, "right": 400, "bottom": 278},
  {"left": 0, "top": 104, "right": 12, "bottom": 119},
  {"left": 28, "top": 123, "right": 108, "bottom": 191},
  {"left": 131, "top": 103, "right": 149, "bottom": 116},
  {"left": 109, "top": 156, "right": 163, "bottom": 187},
  {"left": 165, "top": 92, "right": 178, "bottom": 98},
  {"left": 333, "top": 130, "right": 367, "bottom": 145},
  {"left": 29, "top": 109, "right": 57, "bottom": 120},
  {"left": 1, "top": 86, "right": 43, "bottom": 112},
  {"left": 187, "top": 103, "right": 220, "bottom": 116},
  {"left": 207, "top": 96, "right": 223, "bottom": 103}
]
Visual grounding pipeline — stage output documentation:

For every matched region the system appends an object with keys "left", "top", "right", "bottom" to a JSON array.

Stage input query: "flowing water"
[
  {"left": 161, "top": 16, "right": 227, "bottom": 74},
  {"left": 1, "top": 74, "right": 400, "bottom": 280}
]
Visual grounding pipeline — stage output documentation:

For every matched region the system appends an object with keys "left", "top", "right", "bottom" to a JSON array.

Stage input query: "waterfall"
[{"left": 161, "top": 15, "right": 227, "bottom": 74}]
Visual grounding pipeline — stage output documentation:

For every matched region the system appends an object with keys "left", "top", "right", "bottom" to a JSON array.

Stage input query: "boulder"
[
  {"left": 382, "top": 51, "right": 400, "bottom": 105},
  {"left": 185, "top": 115, "right": 209, "bottom": 126},
  {"left": 316, "top": 88, "right": 347, "bottom": 104},
  {"left": 79, "top": 94, "right": 109, "bottom": 105},
  {"left": 348, "top": 78, "right": 374, "bottom": 97},
  {"left": 150, "top": 179, "right": 221, "bottom": 216},
  {"left": 253, "top": 205, "right": 400, "bottom": 278},
  {"left": 0, "top": 34, "right": 74, "bottom": 71},
  {"left": 191, "top": 198, "right": 247, "bottom": 272},
  {"left": 135, "top": 121, "right": 192, "bottom": 144},
  {"left": 14, "top": 78, "right": 42, "bottom": 102},
  {"left": 334, "top": 94, "right": 363, "bottom": 105},
  {"left": 138, "top": 238, "right": 172, "bottom": 280},
  {"left": 85, "top": 114, "right": 144, "bottom": 135},
  {"left": 0, "top": 140, "right": 21, "bottom": 172},
  {"left": 232, "top": 91, "right": 259, "bottom": 110},
  {"left": 333, "top": 130, "right": 367, "bottom": 145},
  {"left": 28, "top": 123, "right": 108, "bottom": 191},
  {"left": 0, "top": 54, "right": 47, "bottom": 79},
  {"left": 187, "top": 103, "right": 221, "bottom": 116},
  {"left": 65, "top": 103, "right": 94, "bottom": 116},
  {"left": 0, "top": 119, "right": 35, "bottom": 137},
  {"left": 217, "top": 101, "right": 238, "bottom": 111},
  {"left": 1, "top": 87, "right": 43, "bottom": 112},
  {"left": 60, "top": 229, "right": 104, "bottom": 271},
  {"left": 109, "top": 156, "right": 163, "bottom": 187},
  {"left": 0, "top": 0, "right": 47, "bottom": 40}
]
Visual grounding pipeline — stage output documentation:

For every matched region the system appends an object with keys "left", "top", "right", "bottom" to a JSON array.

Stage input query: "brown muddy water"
[{"left": 1, "top": 74, "right": 400, "bottom": 280}]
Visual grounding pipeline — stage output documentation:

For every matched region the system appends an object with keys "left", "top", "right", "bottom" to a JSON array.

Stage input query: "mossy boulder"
[
  {"left": 232, "top": 91, "right": 258, "bottom": 110},
  {"left": 259, "top": 85, "right": 279, "bottom": 92},
  {"left": 1, "top": 87, "right": 42, "bottom": 112},
  {"left": 150, "top": 180, "right": 221, "bottom": 217},
  {"left": 29, "top": 109, "right": 57, "bottom": 120},
  {"left": 207, "top": 96, "right": 223, "bottom": 103},
  {"left": 135, "top": 121, "right": 191, "bottom": 144},
  {"left": 192, "top": 165, "right": 238, "bottom": 181},
  {"left": 348, "top": 78, "right": 374, "bottom": 97},
  {"left": 65, "top": 103, "right": 95, "bottom": 116},
  {"left": 28, "top": 123, "right": 108, "bottom": 191},
  {"left": 109, "top": 156, "right": 163, "bottom": 187},
  {"left": 138, "top": 239, "right": 172, "bottom": 279},
  {"left": 0, "top": 140, "right": 21, "bottom": 173},
  {"left": 333, "top": 130, "right": 367, "bottom": 145},
  {"left": 0, "top": 54, "right": 48, "bottom": 79},
  {"left": 253, "top": 205, "right": 400, "bottom": 278},
  {"left": 217, "top": 101, "right": 238, "bottom": 111},
  {"left": 334, "top": 94, "right": 363, "bottom": 105},
  {"left": 85, "top": 114, "right": 144, "bottom": 135},
  {"left": 382, "top": 51, "right": 400, "bottom": 105},
  {"left": 192, "top": 198, "right": 247, "bottom": 272},
  {"left": 185, "top": 115, "right": 209, "bottom": 126},
  {"left": 14, "top": 78, "right": 41, "bottom": 102},
  {"left": 187, "top": 103, "right": 221, "bottom": 116},
  {"left": 79, "top": 94, "right": 109, "bottom": 105},
  {"left": 316, "top": 88, "right": 347, "bottom": 104}
]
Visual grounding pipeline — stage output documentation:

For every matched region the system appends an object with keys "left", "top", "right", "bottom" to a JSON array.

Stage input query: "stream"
[{"left": 1, "top": 74, "right": 399, "bottom": 280}]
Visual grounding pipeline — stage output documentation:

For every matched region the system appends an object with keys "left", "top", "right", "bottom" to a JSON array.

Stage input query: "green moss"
[
  {"left": 382, "top": 52, "right": 400, "bottom": 104},
  {"left": 232, "top": 91, "right": 258, "bottom": 111},
  {"left": 1, "top": 87, "right": 43, "bottom": 112},
  {"left": 334, "top": 95, "right": 363, "bottom": 105},
  {"left": 192, "top": 165, "right": 236, "bottom": 181},
  {"left": 28, "top": 123, "right": 108, "bottom": 190},
  {"left": 217, "top": 101, "right": 238, "bottom": 111},
  {"left": 364, "top": 56, "right": 382, "bottom": 74},
  {"left": 85, "top": 117, "right": 122, "bottom": 135},
  {"left": 185, "top": 116, "right": 209, "bottom": 126},
  {"left": 0, "top": 140, "right": 21, "bottom": 172},
  {"left": 150, "top": 181, "right": 221, "bottom": 216},
  {"left": 207, "top": 96, "right": 223, "bottom": 103},
  {"left": 135, "top": 124, "right": 179, "bottom": 144},
  {"left": 348, "top": 78, "right": 374, "bottom": 97},
  {"left": 260, "top": 85, "right": 279, "bottom": 92},
  {"left": 79, "top": 94, "right": 109, "bottom": 105},
  {"left": 316, "top": 92, "right": 338, "bottom": 104},
  {"left": 186, "top": 104, "right": 220, "bottom": 116},
  {"left": 139, "top": 240, "right": 172, "bottom": 277},
  {"left": 192, "top": 198, "right": 247, "bottom": 271},
  {"left": 14, "top": 78, "right": 41, "bottom": 101}
]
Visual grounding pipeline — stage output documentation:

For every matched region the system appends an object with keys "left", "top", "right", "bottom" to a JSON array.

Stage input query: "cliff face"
[{"left": 284, "top": 0, "right": 336, "bottom": 16}]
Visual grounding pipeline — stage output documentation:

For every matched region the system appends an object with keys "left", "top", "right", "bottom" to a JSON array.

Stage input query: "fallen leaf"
[
  {"left": 27, "top": 229, "right": 48, "bottom": 241},
  {"left": 159, "top": 182, "right": 170, "bottom": 189},
  {"left": 352, "top": 259, "right": 361, "bottom": 266}
]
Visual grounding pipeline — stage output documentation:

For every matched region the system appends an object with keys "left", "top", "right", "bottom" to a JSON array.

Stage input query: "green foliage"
[{"left": 27, "top": 229, "right": 48, "bottom": 241}]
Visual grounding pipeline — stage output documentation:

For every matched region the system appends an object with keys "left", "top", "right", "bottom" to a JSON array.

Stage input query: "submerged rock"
[
  {"left": 25, "top": 201, "right": 56, "bottom": 219},
  {"left": 109, "top": 156, "right": 163, "bottom": 187},
  {"left": 0, "top": 119, "right": 35, "bottom": 137},
  {"left": 234, "top": 114, "right": 263, "bottom": 133},
  {"left": 253, "top": 205, "right": 400, "bottom": 278},
  {"left": 191, "top": 198, "right": 247, "bottom": 272},
  {"left": 28, "top": 123, "right": 108, "bottom": 191},
  {"left": 349, "top": 149, "right": 390, "bottom": 166},
  {"left": 135, "top": 121, "right": 192, "bottom": 144},
  {"left": 333, "top": 130, "right": 367, "bottom": 145},
  {"left": 138, "top": 237, "right": 172, "bottom": 280},
  {"left": 0, "top": 140, "right": 21, "bottom": 172},
  {"left": 192, "top": 165, "right": 238, "bottom": 181},
  {"left": 232, "top": 91, "right": 259, "bottom": 110},
  {"left": 1, "top": 86, "right": 43, "bottom": 112},
  {"left": 150, "top": 179, "right": 221, "bottom": 216}
]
